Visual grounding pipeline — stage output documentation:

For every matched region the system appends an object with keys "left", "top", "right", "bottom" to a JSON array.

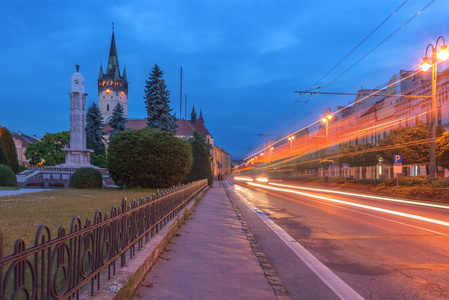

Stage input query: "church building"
[{"left": 98, "top": 25, "right": 128, "bottom": 123}]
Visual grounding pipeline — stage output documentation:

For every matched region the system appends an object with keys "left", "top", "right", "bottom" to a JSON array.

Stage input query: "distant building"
[
  {"left": 98, "top": 26, "right": 128, "bottom": 123},
  {"left": 213, "top": 145, "right": 231, "bottom": 177},
  {"left": 11, "top": 131, "right": 40, "bottom": 165}
]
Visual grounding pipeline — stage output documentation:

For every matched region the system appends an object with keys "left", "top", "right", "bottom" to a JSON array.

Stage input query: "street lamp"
[
  {"left": 288, "top": 136, "right": 295, "bottom": 150},
  {"left": 420, "top": 36, "right": 449, "bottom": 179},
  {"left": 322, "top": 109, "right": 333, "bottom": 183}
]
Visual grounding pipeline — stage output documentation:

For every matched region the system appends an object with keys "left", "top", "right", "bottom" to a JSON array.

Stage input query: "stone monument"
[{"left": 61, "top": 65, "right": 94, "bottom": 166}]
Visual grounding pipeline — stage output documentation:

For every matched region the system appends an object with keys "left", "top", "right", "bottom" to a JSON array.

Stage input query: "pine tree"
[
  {"left": 144, "top": 64, "right": 177, "bottom": 133},
  {"left": 86, "top": 102, "right": 106, "bottom": 156},
  {"left": 108, "top": 103, "right": 127, "bottom": 141},
  {"left": 0, "top": 127, "right": 19, "bottom": 173}
]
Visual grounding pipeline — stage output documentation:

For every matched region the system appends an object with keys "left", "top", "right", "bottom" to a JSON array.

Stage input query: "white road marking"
[{"left": 224, "top": 180, "right": 365, "bottom": 300}]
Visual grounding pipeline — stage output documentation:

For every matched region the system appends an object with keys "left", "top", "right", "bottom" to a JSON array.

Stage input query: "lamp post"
[
  {"left": 288, "top": 136, "right": 295, "bottom": 150},
  {"left": 420, "top": 36, "right": 449, "bottom": 180},
  {"left": 322, "top": 109, "right": 333, "bottom": 183}
]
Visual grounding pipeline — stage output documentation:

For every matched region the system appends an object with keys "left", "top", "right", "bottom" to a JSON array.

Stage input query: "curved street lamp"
[{"left": 420, "top": 36, "right": 449, "bottom": 180}]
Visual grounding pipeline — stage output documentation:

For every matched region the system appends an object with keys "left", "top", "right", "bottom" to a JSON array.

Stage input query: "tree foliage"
[
  {"left": 0, "top": 164, "right": 17, "bottom": 187},
  {"left": 107, "top": 128, "right": 192, "bottom": 188},
  {"left": 91, "top": 153, "right": 107, "bottom": 168},
  {"left": 144, "top": 64, "right": 177, "bottom": 134},
  {"left": 339, "top": 143, "right": 378, "bottom": 167},
  {"left": 437, "top": 131, "right": 449, "bottom": 170},
  {"left": 25, "top": 131, "right": 70, "bottom": 166},
  {"left": 108, "top": 103, "right": 127, "bottom": 141},
  {"left": 0, "top": 138, "right": 9, "bottom": 167},
  {"left": 0, "top": 127, "right": 20, "bottom": 173},
  {"left": 183, "top": 131, "right": 213, "bottom": 186},
  {"left": 86, "top": 102, "right": 105, "bottom": 155},
  {"left": 377, "top": 121, "right": 443, "bottom": 165}
]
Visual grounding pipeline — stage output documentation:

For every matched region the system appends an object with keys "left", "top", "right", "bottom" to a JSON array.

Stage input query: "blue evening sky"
[{"left": 1, "top": 1, "right": 448, "bottom": 159}]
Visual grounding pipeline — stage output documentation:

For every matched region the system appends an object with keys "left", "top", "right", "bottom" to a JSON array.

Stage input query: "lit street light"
[
  {"left": 322, "top": 108, "right": 333, "bottom": 183},
  {"left": 288, "top": 136, "right": 295, "bottom": 150},
  {"left": 420, "top": 36, "right": 449, "bottom": 180}
]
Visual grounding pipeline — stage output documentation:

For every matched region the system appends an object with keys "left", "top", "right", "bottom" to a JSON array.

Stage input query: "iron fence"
[{"left": 0, "top": 179, "right": 207, "bottom": 299}]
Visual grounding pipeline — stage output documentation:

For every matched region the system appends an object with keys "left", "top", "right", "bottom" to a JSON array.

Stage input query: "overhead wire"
[{"left": 245, "top": 0, "right": 436, "bottom": 161}]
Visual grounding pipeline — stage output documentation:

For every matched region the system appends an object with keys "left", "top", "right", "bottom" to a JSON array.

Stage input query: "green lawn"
[
  {"left": 0, "top": 188, "right": 156, "bottom": 257},
  {"left": 0, "top": 187, "right": 19, "bottom": 190}
]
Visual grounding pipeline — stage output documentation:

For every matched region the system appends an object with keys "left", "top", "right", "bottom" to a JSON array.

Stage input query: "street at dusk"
[
  {"left": 2, "top": 1, "right": 449, "bottom": 299},
  {"left": 227, "top": 177, "right": 449, "bottom": 299}
]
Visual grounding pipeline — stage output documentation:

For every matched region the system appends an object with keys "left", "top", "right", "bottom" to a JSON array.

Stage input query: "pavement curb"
[
  {"left": 83, "top": 187, "right": 208, "bottom": 300},
  {"left": 223, "top": 182, "right": 290, "bottom": 300}
]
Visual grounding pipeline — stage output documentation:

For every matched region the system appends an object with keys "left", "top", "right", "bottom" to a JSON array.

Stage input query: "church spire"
[
  {"left": 191, "top": 104, "right": 197, "bottom": 122},
  {"left": 123, "top": 63, "right": 127, "bottom": 82},
  {"left": 106, "top": 22, "right": 120, "bottom": 79},
  {"left": 199, "top": 104, "right": 204, "bottom": 122},
  {"left": 98, "top": 62, "right": 103, "bottom": 79}
]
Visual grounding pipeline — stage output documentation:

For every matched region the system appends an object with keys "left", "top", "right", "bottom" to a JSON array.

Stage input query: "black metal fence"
[{"left": 0, "top": 179, "right": 207, "bottom": 299}]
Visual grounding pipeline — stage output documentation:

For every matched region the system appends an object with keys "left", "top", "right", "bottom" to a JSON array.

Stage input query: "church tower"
[{"left": 98, "top": 24, "right": 128, "bottom": 123}]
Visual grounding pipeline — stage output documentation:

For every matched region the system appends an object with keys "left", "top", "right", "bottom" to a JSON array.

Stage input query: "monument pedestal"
[{"left": 61, "top": 147, "right": 94, "bottom": 168}]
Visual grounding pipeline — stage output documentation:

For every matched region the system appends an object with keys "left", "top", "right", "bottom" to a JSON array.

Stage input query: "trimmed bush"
[
  {"left": 0, "top": 164, "right": 17, "bottom": 187},
  {"left": 107, "top": 128, "right": 192, "bottom": 188},
  {"left": 70, "top": 167, "right": 103, "bottom": 189}
]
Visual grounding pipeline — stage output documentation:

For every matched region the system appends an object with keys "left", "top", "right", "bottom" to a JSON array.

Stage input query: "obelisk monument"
[{"left": 62, "top": 65, "right": 94, "bottom": 166}]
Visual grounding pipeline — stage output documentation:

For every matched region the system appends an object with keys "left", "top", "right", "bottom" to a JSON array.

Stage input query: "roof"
[
  {"left": 103, "top": 118, "right": 213, "bottom": 139},
  {"left": 360, "top": 99, "right": 385, "bottom": 118},
  {"left": 11, "top": 132, "right": 39, "bottom": 148}
]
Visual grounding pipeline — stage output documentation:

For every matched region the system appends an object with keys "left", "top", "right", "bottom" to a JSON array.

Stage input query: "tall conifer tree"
[
  {"left": 86, "top": 102, "right": 106, "bottom": 156},
  {"left": 144, "top": 64, "right": 177, "bottom": 133},
  {"left": 0, "top": 127, "right": 19, "bottom": 172},
  {"left": 0, "top": 138, "right": 9, "bottom": 167},
  {"left": 108, "top": 103, "right": 127, "bottom": 141}
]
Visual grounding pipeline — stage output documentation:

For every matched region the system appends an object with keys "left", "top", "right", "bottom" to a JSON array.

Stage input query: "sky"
[{"left": 1, "top": 0, "right": 449, "bottom": 160}]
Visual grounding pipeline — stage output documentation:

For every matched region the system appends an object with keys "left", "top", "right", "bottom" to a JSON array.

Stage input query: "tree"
[
  {"left": 183, "top": 131, "right": 214, "bottom": 186},
  {"left": 377, "top": 121, "right": 443, "bottom": 166},
  {"left": 24, "top": 131, "right": 70, "bottom": 166},
  {"left": 0, "top": 138, "right": 9, "bottom": 166},
  {"left": 108, "top": 102, "right": 127, "bottom": 141},
  {"left": 144, "top": 64, "right": 177, "bottom": 133},
  {"left": 86, "top": 102, "right": 106, "bottom": 156},
  {"left": 437, "top": 131, "right": 449, "bottom": 170},
  {"left": 91, "top": 153, "right": 107, "bottom": 168},
  {"left": 339, "top": 143, "right": 378, "bottom": 179},
  {"left": 107, "top": 128, "right": 192, "bottom": 188},
  {"left": 0, "top": 127, "right": 20, "bottom": 173}
]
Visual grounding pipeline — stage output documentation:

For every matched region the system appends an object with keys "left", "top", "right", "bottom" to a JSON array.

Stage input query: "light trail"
[
  {"left": 247, "top": 182, "right": 449, "bottom": 228},
  {"left": 269, "top": 182, "right": 449, "bottom": 211}
]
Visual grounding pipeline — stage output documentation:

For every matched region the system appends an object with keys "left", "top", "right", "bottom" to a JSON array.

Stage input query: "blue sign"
[
  {"left": 393, "top": 154, "right": 402, "bottom": 166},
  {"left": 342, "top": 163, "right": 349, "bottom": 170},
  {"left": 218, "top": 164, "right": 222, "bottom": 169}
]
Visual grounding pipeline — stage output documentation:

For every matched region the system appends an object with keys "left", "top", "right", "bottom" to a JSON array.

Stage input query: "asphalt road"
[{"left": 225, "top": 177, "right": 449, "bottom": 300}]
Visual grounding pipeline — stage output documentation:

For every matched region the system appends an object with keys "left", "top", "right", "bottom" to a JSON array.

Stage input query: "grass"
[
  {"left": 0, "top": 188, "right": 156, "bottom": 257},
  {"left": 0, "top": 186, "right": 19, "bottom": 190}
]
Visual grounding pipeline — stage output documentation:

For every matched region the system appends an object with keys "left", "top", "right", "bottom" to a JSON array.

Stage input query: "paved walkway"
[
  {"left": 0, "top": 188, "right": 51, "bottom": 197},
  {"left": 134, "top": 181, "right": 276, "bottom": 299}
]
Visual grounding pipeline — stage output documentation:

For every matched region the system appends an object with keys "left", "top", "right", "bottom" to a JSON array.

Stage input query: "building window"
[{"left": 107, "top": 104, "right": 109, "bottom": 111}]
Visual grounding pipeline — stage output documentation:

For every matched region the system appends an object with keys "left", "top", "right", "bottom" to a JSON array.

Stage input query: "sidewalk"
[
  {"left": 0, "top": 188, "right": 51, "bottom": 197},
  {"left": 134, "top": 181, "right": 276, "bottom": 299}
]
